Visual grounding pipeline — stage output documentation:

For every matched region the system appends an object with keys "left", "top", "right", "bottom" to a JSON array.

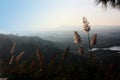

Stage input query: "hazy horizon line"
[{"left": 0, "top": 25, "right": 120, "bottom": 35}]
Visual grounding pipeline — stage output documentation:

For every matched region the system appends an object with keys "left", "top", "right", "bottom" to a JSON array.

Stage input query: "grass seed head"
[
  {"left": 83, "top": 17, "right": 91, "bottom": 32},
  {"left": 49, "top": 53, "right": 57, "bottom": 68},
  {"left": 10, "top": 42, "right": 16, "bottom": 54},
  {"left": 15, "top": 51, "right": 24, "bottom": 63},
  {"left": 61, "top": 46, "right": 70, "bottom": 60},
  {"left": 74, "top": 31, "right": 81, "bottom": 44},
  {"left": 79, "top": 46, "right": 84, "bottom": 55},
  {"left": 36, "top": 48, "right": 45, "bottom": 70},
  {"left": 9, "top": 55, "right": 14, "bottom": 65},
  {"left": 90, "top": 34, "right": 97, "bottom": 46}
]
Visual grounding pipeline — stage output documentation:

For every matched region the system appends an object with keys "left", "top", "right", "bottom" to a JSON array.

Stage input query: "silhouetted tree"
[{"left": 96, "top": 0, "right": 120, "bottom": 9}]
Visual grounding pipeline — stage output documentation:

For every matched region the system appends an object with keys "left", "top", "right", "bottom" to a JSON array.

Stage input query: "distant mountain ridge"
[
  {"left": 0, "top": 33, "right": 63, "bottom": 64},
  {"left": 0, "top": 33, "right": 120, "bottom": 75}
]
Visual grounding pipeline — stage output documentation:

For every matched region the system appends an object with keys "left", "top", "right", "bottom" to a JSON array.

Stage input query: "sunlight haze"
[{"left": 0, "top": 0, "right": 120, "bottom": 33}]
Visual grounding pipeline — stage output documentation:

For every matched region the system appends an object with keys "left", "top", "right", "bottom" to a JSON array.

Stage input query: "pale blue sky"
[{"left": 0, "top": 0, "right": 120, "bottom": 33}]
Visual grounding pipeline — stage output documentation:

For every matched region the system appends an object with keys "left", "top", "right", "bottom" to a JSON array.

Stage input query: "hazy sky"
[{"left": 0, "top": 0, "right": 120, "bottom": 33}]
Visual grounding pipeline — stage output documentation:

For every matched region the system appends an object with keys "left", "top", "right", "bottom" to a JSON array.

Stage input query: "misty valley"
[{"left": 0, "top": 26, "right": 120, "bottom": 80}]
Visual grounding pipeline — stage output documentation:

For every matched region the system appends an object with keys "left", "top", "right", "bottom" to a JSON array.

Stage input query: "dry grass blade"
[
  {"left": 90, "top": 34, "right": 97, "bottom": 46},
  {"left": 9, "top": 55, "right": 14, "bottom": 65},
  {"left": 61, "top": 46, "right": 70, "bottom": 60},
  {"left": 10, "top": 42, "right": 16, "bottom": 54},
  {"left": 15, "top": 51, "right": 24, "bottom": 63},
  {"left": 79, "top": 46, "right": 84, "bottom": 55},
  {"left": 74, "top": 31, "right": 81, "bottom": 44},
  {"left": 49, "top": 53, "right": 57, "bottom": 68},
  {"left": 36, "top": 48, "right": 45, "bottom": 71}
]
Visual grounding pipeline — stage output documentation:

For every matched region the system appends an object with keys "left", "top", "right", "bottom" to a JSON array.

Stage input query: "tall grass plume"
[
  {"left": 9, "top": 55, "right": 14, "bottom": 65},
  {"left": 90, "top": 34, "right": 97, "bottom": 46},
  {"left": 49, "top": 53, "right": 57, "bottom": 68},
  {"left": 36, "top": 48, "right": 45, "bottom": 71},
  {"left": 74, "top": 31, "right": 81, "bottom": 44},
  {"left": 61, "top": 46, "right": 70, "bottom": 60},
  {"left": 15, "top": 51, "right": 24, "bottom": 63},
  {"left": 10, "top": 42, "right": 16, "bottom": 54}
]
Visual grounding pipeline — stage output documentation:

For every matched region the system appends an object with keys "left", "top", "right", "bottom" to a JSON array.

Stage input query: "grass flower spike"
[
  {"left": 79, "top": 46, "right": 84, "bottom": 55},
  {"left": 49, "top": 53, "right": 57, "bottom": 68},
  {"left": 90, "top": 34, "right": 97, "bottom": 46},
  {"left": 10, "top": 42, "right": 16, "bottom": 54},
  {"left": 61, "top": 46, "right": 70, "bottom": 60},
  {"left": 9, "top": 55, "right": 14, "bottom": 65},
  {"left": 74, "top": 31, "right": 81, "bottom": 44},
  {"left": 15, "top": 51, "right": 24, "bottom": 63},
  {"left": 83, "top": 17, "right": 91, "bottom": 32},
  {"left": 36, "top": 48, "right": 45, "bottom": 71}
]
